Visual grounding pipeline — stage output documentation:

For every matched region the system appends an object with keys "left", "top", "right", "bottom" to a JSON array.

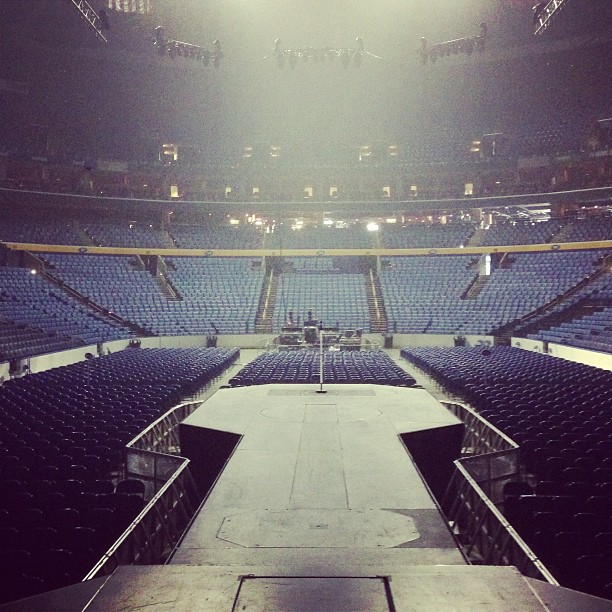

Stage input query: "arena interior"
[{"left": 0, "top": 0, "right": 611, "bottom": 609}]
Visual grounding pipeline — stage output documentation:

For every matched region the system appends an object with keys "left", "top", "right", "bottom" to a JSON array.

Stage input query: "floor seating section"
[
  {"left": 0, "top": 267, "right": 132, "bottom": 357},
  {"left": 273, "top": 270, "right": 370, "bottom": 332},
  {"left": 170, "top": 225, "right": 263, "bottom": 249},
  {"left": 42, "top": 254, "right": 265, "bottom": 336},
  {"left": 229, "top": 350, "right": 417, "bottom": 387},
  {"left": 0, "top": 346, "right": 239, "bottom": 604},
  {"left": 380, "top": 251, "right": 603, "bottom": 335},
  {"left": 381, "top": 223, "right": 475, "bottom": 248},
  {"left": 399, "top": 345, "right": 612, "bottom": 599}
]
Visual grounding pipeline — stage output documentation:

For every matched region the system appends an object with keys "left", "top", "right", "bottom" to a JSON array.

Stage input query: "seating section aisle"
[
  {"left": 380, "top": 252, "right": 603, "bottom": 335},
  {"left": 381, "top": 223, "right": 475, "bottom": 249},
  {"left": 479, "top": 220, "right": 563, "bottom": 246},
  {"left": 229, "top": 350, "right": 416, "bottom": 387},
  {"left": 0, "top": 346, "right": 239, "bottom": 604},
  {"left": 0, "top": 267, "right": 132, "bottom": 356},
  {"left": 170, "top": 225, "right": 262, "bottom": 249},
  {"left": 400, "top": 346, "right": 612, "bottom": 599},
  {"left": 273, "top": 271, "right": 370, "bottom": 332}
]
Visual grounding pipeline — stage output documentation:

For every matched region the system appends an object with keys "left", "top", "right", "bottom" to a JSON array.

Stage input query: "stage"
[
  {"left": 174, "top": 383, "right": 465, "bottom": 568},
  {"left": 3, "top": 383, "right": 611, "bottom": 610}
]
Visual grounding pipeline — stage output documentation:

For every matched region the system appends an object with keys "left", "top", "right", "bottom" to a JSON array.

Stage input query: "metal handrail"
[
  {"left": 442, "top": 401, "right": 518, "bottom": 456},
  {"left": 448, "top": 462, "right": 558, "bottom": 585},
  {"left": 82, "top": 400, "right": 208, "bottom": 581},
  {"left": 83, "top": 458, "right": 198, "bottom": 580},
  {"left": 126, "top": 401, "right": 201, "bottom": 456},
  {"left": 441, "top": 400, "right": 557, "bottom": 584}
]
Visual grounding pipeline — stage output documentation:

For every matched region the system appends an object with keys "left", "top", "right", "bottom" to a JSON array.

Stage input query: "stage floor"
[
  {"left": 4, "top": 383, "right": 611, "bottom": 611},
  {"left": 84, "top": 564, "right": 563, "bottom": 611},
  {"left": 172, "top": 383, "right": 465, "bottom": 568}
]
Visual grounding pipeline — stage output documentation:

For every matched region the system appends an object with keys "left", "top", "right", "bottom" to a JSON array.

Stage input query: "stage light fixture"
[
  {"left": 418, "top": 23, "right": 486, "bottom": 65},
  {"left": 152, "top": 28, "right": 222, "bottom": 68},
  {"left": 272, "top": 38, "right": 367, "bottom": 69}
]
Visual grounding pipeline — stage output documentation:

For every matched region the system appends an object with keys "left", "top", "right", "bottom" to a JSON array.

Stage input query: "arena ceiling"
[{"left": 0, "top": 1, "right": 610, "bottom": 163}]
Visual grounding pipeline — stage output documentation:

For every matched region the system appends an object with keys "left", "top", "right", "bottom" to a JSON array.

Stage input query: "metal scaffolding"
[
  {"left": 69, "top": 0, "right": 108, "bottom": 42},
  {"left": 534, "top": 0, "right": 569, "bottom": 35}
]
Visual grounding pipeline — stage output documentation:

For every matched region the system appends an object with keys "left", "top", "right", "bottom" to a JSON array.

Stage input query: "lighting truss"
[
  {"left": 153, "top": 26, "right": 222, "bottom": 67},
  {"left": 273, "top": 37, "right": 366, "bottom": 69},
  {"left": 69, "top": 0, "right": 108, "bottom": 42},
  {"left": 419, "top": 23, "right": 487, "bottom": 64},
  {"left": 534, "top": 0, "right": 569, "bottom": 35}
]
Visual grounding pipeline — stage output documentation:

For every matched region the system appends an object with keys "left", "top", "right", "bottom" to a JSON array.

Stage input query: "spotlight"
[
  {"left": 419, "top": 37, "right": 428, "bottom": 64},
  {"left": 213, "top": 40, "right": 222, "bottom": 68},
  {"left": 154, "top": 26, "right": 166, "bottom": 54},
  {"left": 152, "top": 30, "right": 221, "bottom": 69}
]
